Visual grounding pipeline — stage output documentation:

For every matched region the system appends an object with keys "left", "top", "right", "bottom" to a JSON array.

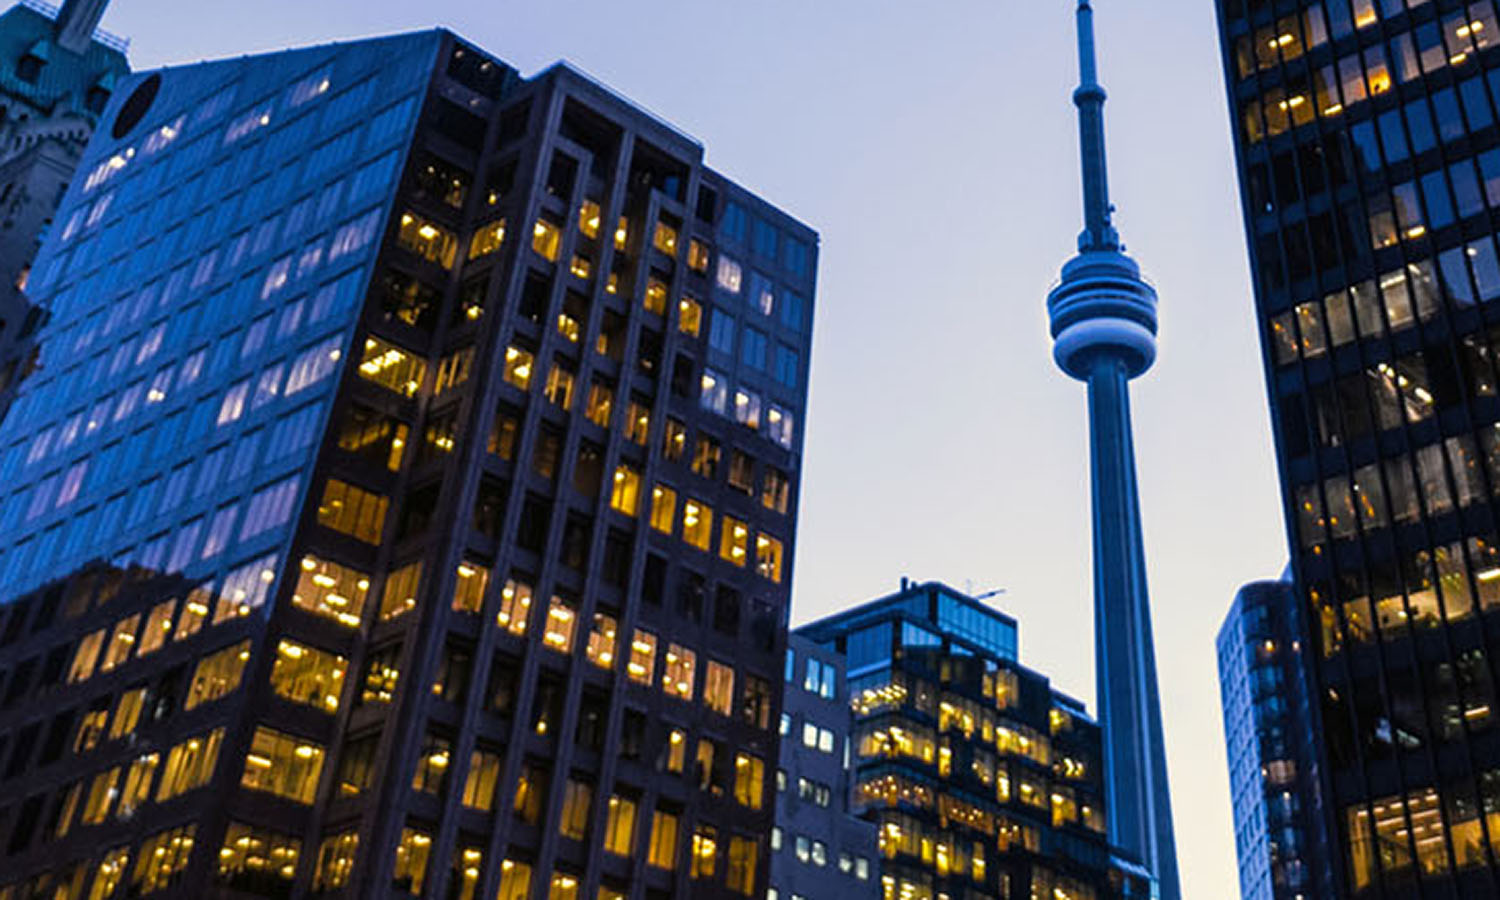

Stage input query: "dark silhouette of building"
[
  {"left": 798, "top": 579, "right": 1153, "bottom": 900},
  {"left": 1216, "top": 0, "right": 1500, "bottom": 895},
  {"left": 769, "top": 633, "right": 879, "bottom": 900},
  {"left": 0, "top": 0, "right": 129, "bottom": 422},
  {"left": 0, "top": 26, "right": 815, "bottom": 899},
  {"left": 1217, "top": 576, "right": 1334, "bottom": 900}
]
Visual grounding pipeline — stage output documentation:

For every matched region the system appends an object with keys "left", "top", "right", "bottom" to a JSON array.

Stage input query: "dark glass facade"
[
  {"left": 798, "top": 580, "right": 1151, "bottom": 900},
  {"left": 1217, "top": 577, "right": 1334, "bottom": 900},
  {"left": 768, "top": 634, "right": 879, "bottom": 900},
  {"left": 0, "top": 25, "right": 816, "bottom": 899},
  {"left": 1218, "top": 0, "right": 1500, "bottom": 895}
]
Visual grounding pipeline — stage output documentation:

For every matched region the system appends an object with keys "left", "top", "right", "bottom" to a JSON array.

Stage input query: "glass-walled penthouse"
[{"left": 1218, "top": 0, "right": 1500, "bottom": 895}]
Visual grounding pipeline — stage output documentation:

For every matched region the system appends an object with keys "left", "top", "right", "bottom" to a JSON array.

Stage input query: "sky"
[{"left": 101, "top": 0, "right": 1287, "bottom": 893}]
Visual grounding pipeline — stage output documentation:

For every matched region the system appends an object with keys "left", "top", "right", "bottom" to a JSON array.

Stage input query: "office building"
[
  {"left": 1217, "top": 0, "right": 1500, "bottom": 894},
  {"left": 1217, "top": 577, "right": 1334, "bottom": 900},
  {"left": 798, "top": 579, "right": 1151, "bottom": 900},
  {"left": 768, "top": 633, "right": 879, "bottom": 900},
  {"left": 0, "top": 0, "right": 130, "bottom": 421},
  {"left": 0, "top": 25, "right": 815, "bottom": 899},
  {"left": 1043, "top": 3, "right": 1180, "bottom": 896}
]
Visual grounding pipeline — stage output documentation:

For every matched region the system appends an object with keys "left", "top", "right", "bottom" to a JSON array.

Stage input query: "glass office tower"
[
  {"left": 1217, "top": 577, "right": 1334, "bottom": 900},
  {"left": 1217, "top": 0, "right": 1500, "bottom": 895},
  {"left": 798, "top": 580, "right": 1152, "bottom": 900},
  {"left": 0, "top": 27, "right": 816, "bottom": 899}
]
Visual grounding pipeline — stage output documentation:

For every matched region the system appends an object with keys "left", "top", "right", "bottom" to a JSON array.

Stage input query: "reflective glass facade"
[
  {"left": 798, "top": 581, "right": 1150, "bottom": 900},
  {"left": 0, "top": 26, "right": 816, "bottom": 900},
  {"left": 1218, "top": 0, "right": 1500, "bottom": 895},
  {"left": 1217, "top": 578, "right": 1334, "bottom": 899}
]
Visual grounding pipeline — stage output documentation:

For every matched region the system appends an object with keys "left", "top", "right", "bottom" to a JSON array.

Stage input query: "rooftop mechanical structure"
[{"left": 1044, "top": 3, "right": 1181, "bottom": 898}]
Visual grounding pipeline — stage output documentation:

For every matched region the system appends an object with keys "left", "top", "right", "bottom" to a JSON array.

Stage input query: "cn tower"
[{"left": 1045, "top": 2, "right": 1181, "bottom": 897}]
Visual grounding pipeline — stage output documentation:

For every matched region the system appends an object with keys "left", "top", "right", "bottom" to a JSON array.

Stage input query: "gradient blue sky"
[{"left": 100, "top": 0, "right": 1285, "bottom": 893}]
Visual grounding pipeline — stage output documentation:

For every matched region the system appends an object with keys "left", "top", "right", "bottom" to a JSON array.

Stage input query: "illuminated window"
[
  {"left": 452, "top": 561, "right": 490, "bottom": 613},
  {"left": 548, "top": 873, "right": 580, "bottom": 900},
  {"left": 653, "top": 220, "right": 679, "bottom": 255},
  {"left": 614, "top": 216, "right": 630, "bottom": 251},
  {"left": 603, "top": 794, "right": 637, "bottom": 856},
  {"left": 217, "top": 822, "right": 301, "bottom": 891},
  {"left": 705, "top": 661, "right": 735, "bottom": 716},
  {"left": 650, "top": 484, "right": 677, "bottom": 534},
  {"left": 647, "top": 809, "right": 679, "bottom": 869},
  {"left": 381, "top": 561, "right": 423, "bottom": 621},
  {"left": 100, "top": 613, "right": 140, "bottom": 673},
  {"left": 469, "top": 219, "right": 506, "bottom": 259},
  {"left": 645, "top": 277, "right": 669, "bottom": 315},
  {"left": 560, "top": 779, "right": 593, "bottom": 840},
  {"left": 579, "top": 200, "right": 602, "bottom": 238},
  {"left": 451, "top": 846, "right": 484, "bottom": 900},
  {"left": 461, "top": 749, "right": 501, "bottom": 811},
  {"left": 412, "top": 733, "right": 452, "bottom": 795},
  {"left": 185, "top": 640, "right": 251, "bottom": 710},
  {"left": 138, "top": 600, "right": 175, "bottom": 657},
  {"left": 157, "top": 728, "right": 224, "bottom": 801},
  {"left": 497, "top": 577, "right": 533, "bottom": 635},
  {"left": 700, "top": 369, "right": 728, "bottom": 414},
  {"left": 68, "top": 629, "right": 104, "bottom": 683},
  {"left": 435, "top": 346, "right": 475, "bottom": 395},
  {"left": 663, "top": 644, "right": 696, "bottom": 701},
  {"left": 587, "top": 613, "right": 618, "bottom": 669},
  {"left": 359, "top": 644, "right": 402, "bottom": 704},
  {"left": 392, "top": 826, "right": 432, "bottom": 896},
  {"left": 585, "top": 381, "right": 613, "bottom": 426},
  {"left": 734, "top": 752, "right": 764, "bottom": 810},
  {"left": 503, "top": 345, "right": 534, "bottom": 389},
  {"left": 683, "top": 499, "right": 713, "bottom": 551},
  {"left": 241, "top": 727, "right": 325, "bottom": 804},
  {"left": 116, "top": 751, "right": 159, "bottom": 819},
  {"left": 131, "top": 825, "right": 196, "bottom": 894},
  {"left": 757, "top": 535, "right": 784, "bottom": 583},
  {"left": 358, "top": 336, "right": 425, "bottom": 397},
  {"left": 610, "top": 465, "right": 642, "bottom": 516},
  {"left": 717, "top": 257, "right": 742, "bottom": 293},
  {"left": 762, "top": 468, "right": 790, "bottom": 514},
  {"left": 81, "top": 767, "right": 120, "bottom": 824},
  {"left": 733, "top": 389, "right": 761, "bottom": 429},
  {"left": 75, "top": 704, "right": 107, "bottom": 753},
  {"left": 533, "top": 218, "right": 562, "bottom": 260},
  {"left": 720, "top": 517, "right": 749, "bottom": 566},
  {"left": 679, "top": 295, "right": 702, "bottom": 337},
  {"left": 692, "top": 435, "right": 720, "bottom": 477},
  {"left": 767, "top": 404, "right": 795, "bottom": 448},
  {"left": 397, "top": 211, "right": 458, "bottom": 267},
  {"left": 488, "top": 409, "right": 520, "bottom": 460},
  {"left": 270, "top": 639, "right": 347, "bottom": 712},
  {"left": 625, "top": 401, "right": 651, "bottom": 444},
  {"left": 726, "top": 836, "right": 758, "bottom": 896},
  {"left": 544, "top": 596, "right": 577, "bottom": 653},
  {"left": 691, "top": 826, "right": 718, "bottom": 879},
  {"left": 629, "top": 630, "right": 657, "bottom": 684},
  {"left": 514, "top": 761, "right": 547, "bottom": 824},
  {"left": 317, "top": 478, "right": 389, "bottom": 543},
  {"left": 663, "top": 417, "right": 687, "bottom": 460},
  {"left": 496, "top": 859, "right": 533, "bottom": 900},
  {"left": 109, "top": 687, "right": 148, "bottom": 740},
  {"left": 313, "top": 831, "right": 358, "bottom": 892},
  {"left": 688, "top": 239, "right": 710, "bottom": 272},
  {"left": 209, "top": 556, "right": 279, "bottom": 624}
]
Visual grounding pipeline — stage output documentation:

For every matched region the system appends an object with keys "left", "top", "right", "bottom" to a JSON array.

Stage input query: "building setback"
[
  {"left": 1216, "top": 0, "right": 1500, "bottom": 895},
  {"left": 798, "top": 580, "right": 1152, "bottom": 900},
  {"left": 0, "top": 0, "right": 129, "bottom": 422},
  {"left": 769, "top": 633, "right": 879, "bottom": 900},
  {"left": 0, "top": 26, "right": 816, "bottom": 900},
  {"left": 1217, "top": 577, "right": 1334, "bottom": 900}
]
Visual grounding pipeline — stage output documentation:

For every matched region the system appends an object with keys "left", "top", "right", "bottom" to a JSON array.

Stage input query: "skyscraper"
[
  {"left": 798, "top": 579, "right": 1152, "bottom": 900},
  {"left": 0, "top": 27, "right": 815, "bottom": 899},
  {"left": 1216, "top": 0, "right": 1500, "bottom": 895},
  {"left": 0, "top": 0, "right": 130, "bottom": 421},
  {"left": 1044, "top": 3, "right": 1179, "bottom": 896},
  {"left": 1217, "top": 577, "right": 1333, "bottom": 900}
]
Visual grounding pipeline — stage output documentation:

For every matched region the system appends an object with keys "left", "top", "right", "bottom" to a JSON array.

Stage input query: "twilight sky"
[{"left": 101, "top": 0, "right": 1285, "bottom": 893}]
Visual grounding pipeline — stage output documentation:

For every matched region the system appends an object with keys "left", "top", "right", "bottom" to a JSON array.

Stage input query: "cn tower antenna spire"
[
  {"left": 1073, "top": 0, "right": 1118, "bottom": 252},
  {"left": 1045, "top": 2, "right": 1182, "bottom": 898}
]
